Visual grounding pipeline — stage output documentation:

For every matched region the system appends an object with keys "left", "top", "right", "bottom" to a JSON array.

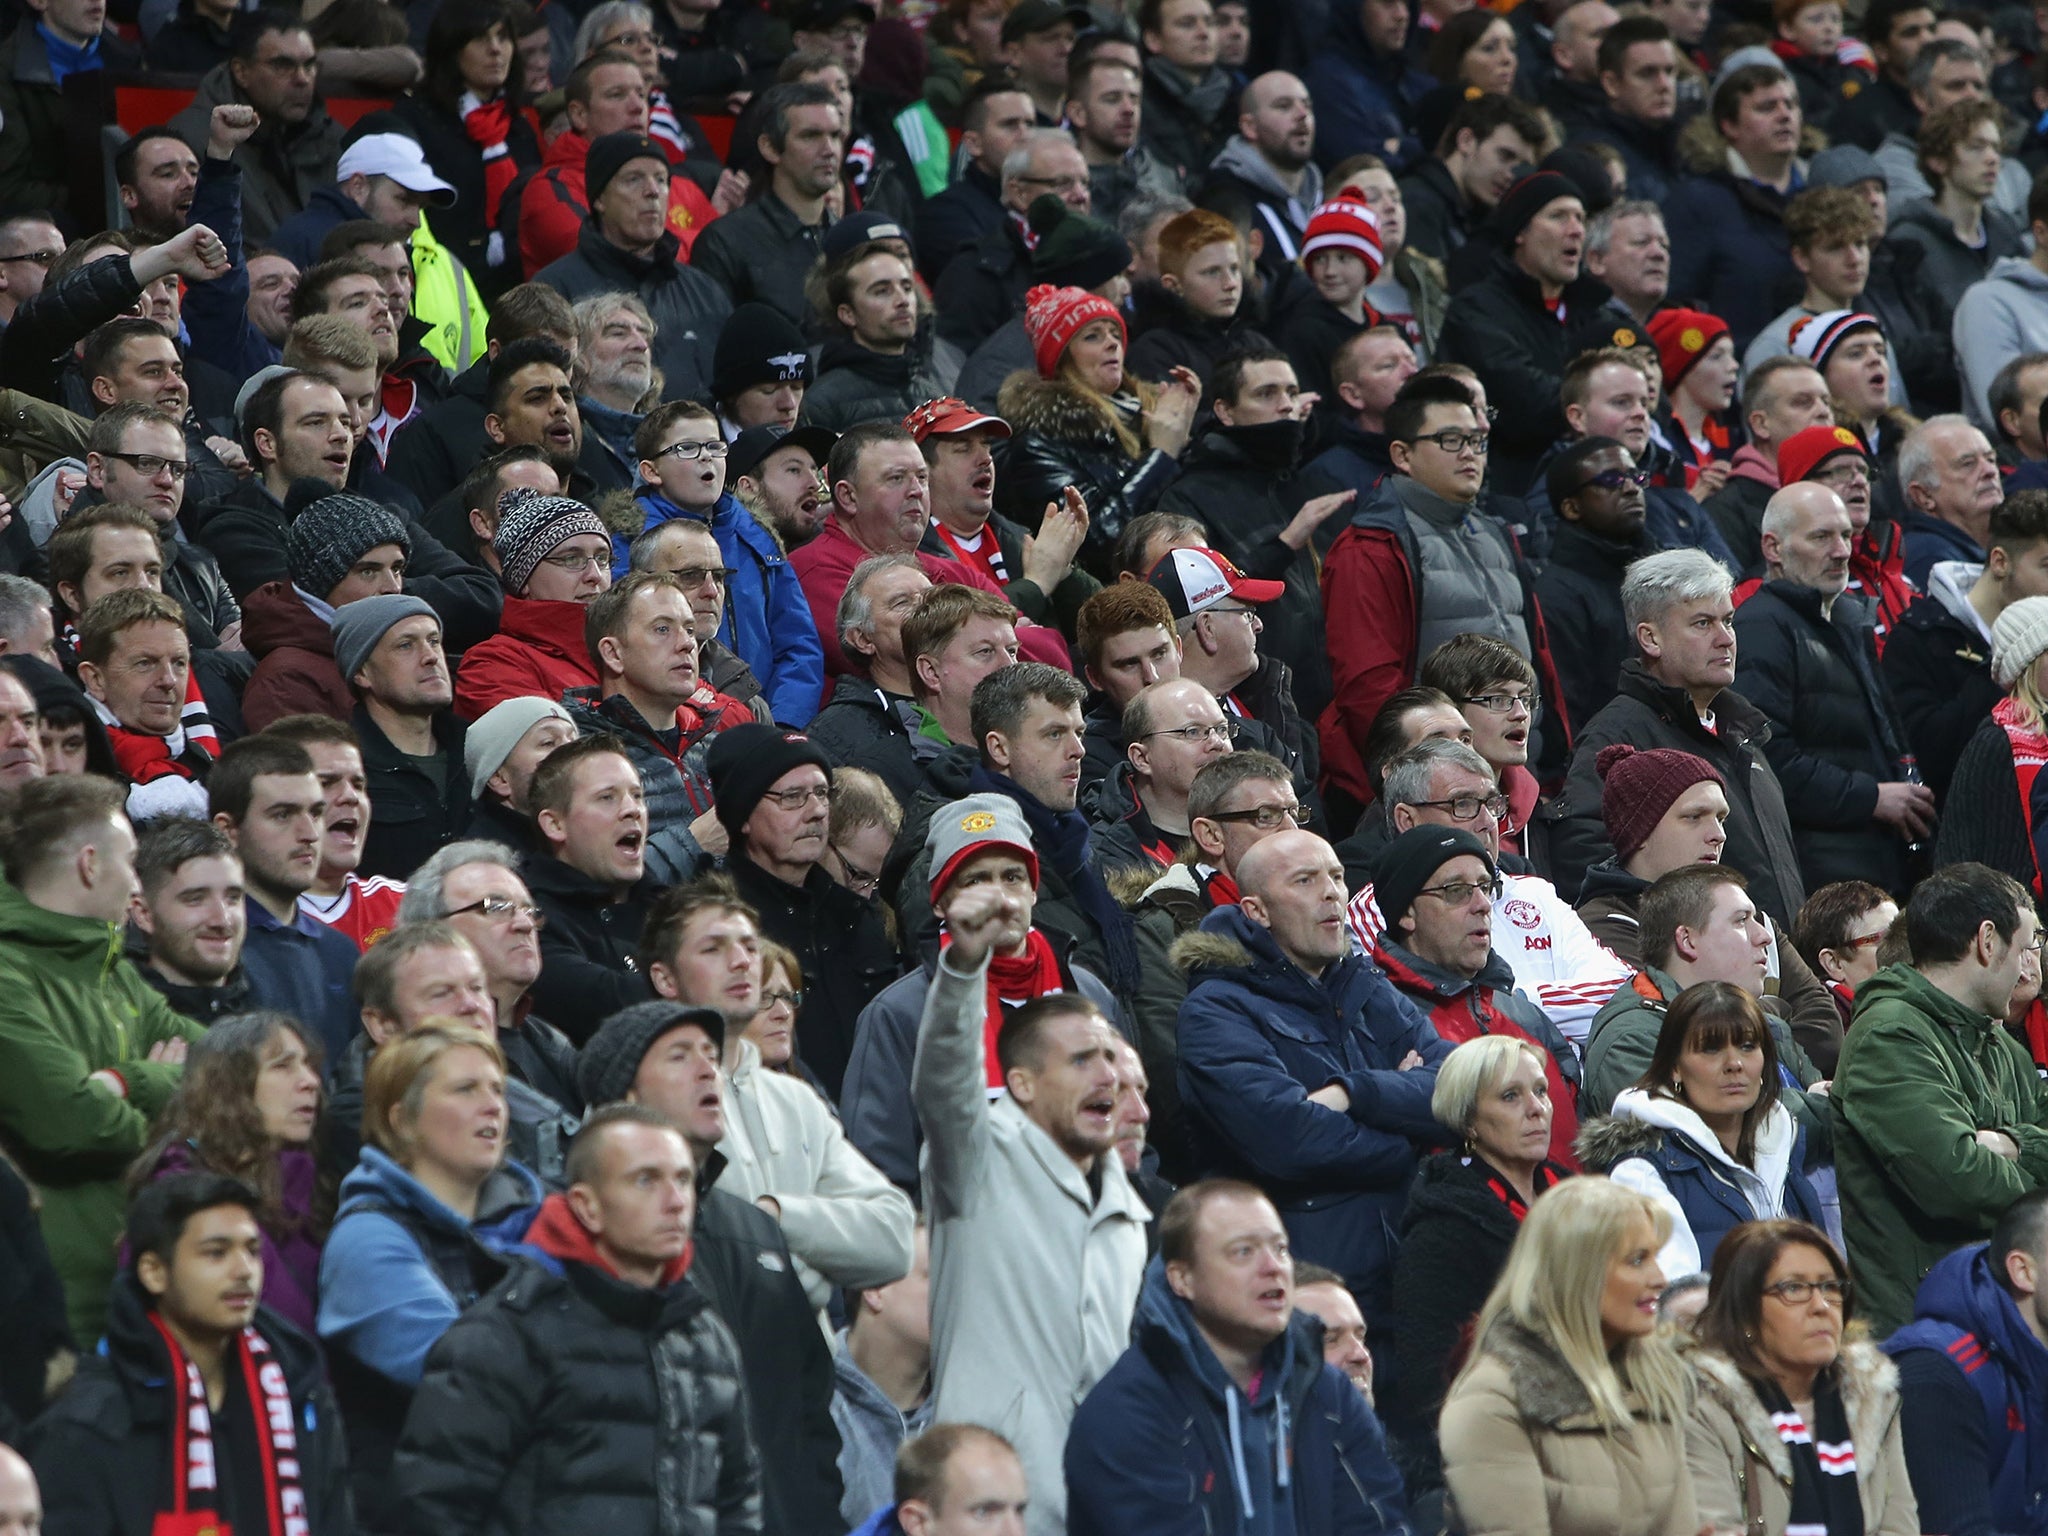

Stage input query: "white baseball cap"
[{"left": 336, "top": 133, "right": 457, "bottom": 205}]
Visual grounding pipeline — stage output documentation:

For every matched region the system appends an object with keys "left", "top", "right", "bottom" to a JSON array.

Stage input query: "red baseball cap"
[
  {"left": 1147, "top": 546, "right": 1284, "bottom": 620},
  {"left": 903, "top": 397, "right": 1012, "bottom": 443}
]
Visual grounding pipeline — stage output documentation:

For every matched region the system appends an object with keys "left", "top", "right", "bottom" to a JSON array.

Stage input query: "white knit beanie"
[{"left": 1991, "top": 594, "right": 2048, "bottom": 688}]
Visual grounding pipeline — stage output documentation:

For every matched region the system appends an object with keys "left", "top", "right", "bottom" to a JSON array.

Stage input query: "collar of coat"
[
  {"left": 1686, "top": 1338, "right": 1899, "bottom": 1487},
  {"left": 1483, "top": 1318, "right": 1681, "bottom": 1429}
]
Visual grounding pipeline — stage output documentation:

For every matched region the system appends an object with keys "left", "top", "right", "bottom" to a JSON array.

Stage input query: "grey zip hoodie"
[{"left": 1207, "top": 134, "right": 1324, "bottom": 263}]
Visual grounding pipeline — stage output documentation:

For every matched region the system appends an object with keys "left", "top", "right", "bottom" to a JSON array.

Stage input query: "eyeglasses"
[
  {"left": 1411, "top": 428, "right": 1490, "bottom": 456},
  {"left": 1412, "top": 791, "right": 1508, "bottom": 823},
  {"left": 761, "top": 987, "right": 804, "bottom": 1011},
  {"left": 541, "top": 550, "right": 611, "bottom": 572},
  {"left": 1762, "top": 1278, "right": 1851, "bottom": 1307},
  {"left": 445, "top": 895, "right": 548, "bottom": 928},
  {"left": 1205, "top": 604, "right": 1262, "bottom": 627},
  {"left": 1206, "top": 802, "right": 1311, "bottom": 829},
  {"left": 0, "top": 249, "right": 57, "bottom": 267},
  {"left": 601, "top": 27, "right": 654, "bottom": 45},
  {"left": 1416, "top": 877, "right": 1503, "bottom": 906},
  {"left": 1016, "top": 173, "right": 1089, "bottom": 192},
  {"left": 103, "top": 450, "right": 189, "bottom": 480},
  {"left": 1572, "top": 468, "right": 1649, "bottom": 493},
  {"left": 1142, "top": 720, "right": 1243, "bottom": 745},
  {"left": 831, "top": 844, "right": 879, "bottom": 895},
  {"left": 1464, "top": 690, "right": 1539, "bottom": 717},
  {"left": 1839, "top": 929, "right": 1888, "bottom": 952},
  {"left": 762, "top": 783, "right": 834, "bottom": 810},
  {"left": 654, "top": 439, "right": 729, "bottom": 461},
  {"left": 669, "top": 565, "right": 736, "bottom": 588},
  {"left": 1811, "top": 460, "right": 1870, "bottom": 485}
]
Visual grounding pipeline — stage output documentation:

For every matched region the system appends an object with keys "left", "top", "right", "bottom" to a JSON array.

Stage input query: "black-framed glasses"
[
  {"left": 1573, "top": 468, "right": 1649, "bottom": 493},
  {"left": 1413, "top": 791, "right": 1508, "bottom": 823},
  {"left": 103, "top": 450, "right": 189, "bottom": 480},
  {"left": 1411, "top": 428, "right": 1490, "bottom": 455},
  {"left": 445, "top": 895, "right": 548, "bottom": 928},
  {"left": 830, "top": 843, "right": 878, "bottom": 895},
  {"left": 763, "top": 783, "right": 833, "bottom": 810},
  {"left": 1142, "top": 720, "right": 1243, "bottom": 745},
  {"left": 1762, "top": 1278, "right": 1850, "bottom": 1307},
  {"left": 0, "top": 249, "right": 57, "bottom": 267},
  {"left": 654, "top": 439, "right": 729, "bottom": 461},
  {"left": 1464, "top": 690, "right": 1539, "bottom": 717},
  {"left": 1416, "top": 877, "right": 1503, "bottom": 906},
  {"left": 1206, "top": 802, "right": 1311, "bottom": 829},
  {"left": 669, "top": 565, "right": 736, "bottom": 588},
  {"left": 761, "top": 986, "right": 804, "bottom": 1011}
]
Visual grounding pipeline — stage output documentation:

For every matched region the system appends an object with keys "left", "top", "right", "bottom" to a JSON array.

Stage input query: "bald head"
[
  {"left": 1236, "top": 829, "right": 1351, "bottom": 972},
  {"left": 1554, "top": 0, "right": 1619, "bottom": 77},
  {"left": 1760, "top": 482, "right": 1853, "bottom": 596},
  {"left": 0, "top": 1443, "right": 38, "bottom": 1536},
  {"left": 1239, "top": 71, "right": 1315, "bottom": 172}
]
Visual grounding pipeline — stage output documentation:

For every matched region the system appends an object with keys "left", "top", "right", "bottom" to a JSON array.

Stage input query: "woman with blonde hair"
[
  {"left": 1934, "top": 593, "right": 2048, "bottom": 892},
  {"left": 1440, "top": 1175, "right": 1698, "bottom": 1536},
  {"left": 1686, "top": 1219, "right": 1917, "bottom": 1536}
]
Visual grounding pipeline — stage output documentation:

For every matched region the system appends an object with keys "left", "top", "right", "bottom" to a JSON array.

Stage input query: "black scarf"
[{"left": 1755, "top": 1373, "right": 1865, "bottom": 1536}]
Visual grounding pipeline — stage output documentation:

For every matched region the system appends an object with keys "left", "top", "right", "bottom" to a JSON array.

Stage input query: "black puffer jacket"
[
  {"left": 357, "top": 705, "right": 472, "bottom": 883},
  {"left": 1123, "top": 298, "right": 1272, "bottom": 396},
  {"left": 536, "top": 223, "right": 730, "bottom": 405},
  {"left": 797, "top": 333, "right": 957, "bottom": 435},
  {"left": 1882, "top": 590, "right": 2001, "bottom": 803},
  {"left": 1534, "top": 521, "right": 1657, "bottom": 735},
  {"left": 805, "top": 675, "right": 926, "bottom": 807},
  {"left": 525, "top": 854, "right": 657, "bottom": 1042},
  {"left": 993, "top": 373, "right": 1179, "bottom": 579},
  {"left": 393, "top": 1236, "right": 760, "bottom": 1536},
  {"left": 1396, "top": 158, "right": 1475, "bottom": 268},
  {"left": 1733, "top": 580, "right": 1916, "bottom": 893},
  {"left": 930, "top": 218, "right": 1031, "bottom": 354}
]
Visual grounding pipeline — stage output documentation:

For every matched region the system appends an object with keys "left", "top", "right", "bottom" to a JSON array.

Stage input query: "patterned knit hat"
[
  {"left": 493, "top": 488, "right": 609, "bottom": 595},
  {"left": 1787, "top": 309, "right": 1884, "bottom": 374},
  {"left": 1991, "top": 595, "right": 2048, "bottom": 688},
  {"left": 286, "top": 492, "right": 411, "bottom": 601},
  {"left": 1645, "top": 308, "right": 1731, "bottom": 391},
  {"left": 1300, "top": 200, "right": 1384, "bottom": 281},
  {"left": 1595, "top": 743, "right": 1725, "bottom": 862},
  {"left": 1022, "top": 284, "right": 1125, "bottom": 379}
]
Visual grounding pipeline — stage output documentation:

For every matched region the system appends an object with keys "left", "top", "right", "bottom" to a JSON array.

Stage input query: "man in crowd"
[
  {"left": 1832, "top": 861, "right": 2048, "bottom": 1333},
  {"left": 267, "top": 130, "right": 452, "bottom": 272},
  {"left": 905, "top": 583, "right": 1021, "bottom": 753},
  {"left": 1897, "top": 413, "right": 2007, "bottom": 585},
  {"left": 729, "top": 420, "right": 832, "bottom": 553},
  {"left": 131, "top": 816, "right": 252, "bottom": 1026},
  {"left": 1005, "top": 0, "right": 1083, "bottom": 124},
  {"left": 808, "top": 555, "right": 933, "bottom": 803},
  {"left": 77, "top": 589, "right": 216, "bottom": 823},
  {"left": 1536, "top": 435, "right": 1658, "bottom": 731},
  {"left": 711, "top": 304, "right": 813, "bottom": 440},
  {"left": 207, "top": 735, "right": 358, "bottom": 1059},
  {"left": 1294, "top": 326, "right": 1418, "bottom": 501},
  {"left": 1067, "top": 54, "right": 1181, "bottom": 229},
  {"left": 1702, "top": 356, "right": 1838, "bottom": 570},
  {"left": 858, "top": 1426, "right": 1029, "bottom": 1536},
  {"left": 454, "top": 489, "right": 613, "bottom": 721},
  {"left": 1576, "top": 17, "right": 1685, "bottom": 202},
  {"left": 1583, "top": 200, "right": 1671, "bottom": 327},
  {"left": 934, "top": 128, "right": 1093, "bottom": 354},
  {"left": 917, "top": 77, "right": 1037, "bottom": 279},
  {"left": 1201, "top": 71, "right": 1321, "bottom": 280},
  {"left": 1074, "top": 581, "right": 1184, "bottom": 794},
  {"left": 1090, "top": 678, "right": 1233, "bottom": 875},
  {"left": 798, "top": 237, "right": 944, "bottom": 434},
  {"left": 691, "top": 82, "right": 845, "bottom": 325},
  {"left": 254, "top": 714, "right": 400, "bottom": 951},
  {"left": 832, "top": 1228, "right": 935, "bottom": 1527},
  {"left": 462, "top": 696, "right": 574, "bottom": 850},
  {"left": 1397, "top": 95, "right": 1548, "bottom": 268}
]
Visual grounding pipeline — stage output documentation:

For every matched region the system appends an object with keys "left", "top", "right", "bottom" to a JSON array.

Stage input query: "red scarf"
[
  {"left": 943, "top": 928, "right": 1067, "bottom": 1088},
  {"left": 94, "top": 671, "right": 219, "bottom": 786},
  {"left": 149, "top": 1315, "right": 308, "bottom": 1536},
  {"left": 1482, "top": 1160, "right": 1564, "bottom": 1223},
  {"left": 1201, "top": 868, "right": 1240, "bottom": 907},
  {"left": 1996, "top": 694, "right": 2048, "bottom": 896},
  {"left": 928, "top": 519, "right": 1010, "bottom": 586},
  {"left": 462, "top": 92, "right": 517, "bottom": 244}
]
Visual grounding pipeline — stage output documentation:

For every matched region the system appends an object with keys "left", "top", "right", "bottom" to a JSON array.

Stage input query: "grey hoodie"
[
  {"left": 1954, "top": 254, "right": 2048, "bottom": 429},
  {"left": 1926, "top": 557, "right": 1990, "bottom": 640},
  {"left": 1207, "top": 134, "right": 1325, "bottom": 266},
  {"left": 831, "top": 1329, "right": 935, "bottom": 1528}
]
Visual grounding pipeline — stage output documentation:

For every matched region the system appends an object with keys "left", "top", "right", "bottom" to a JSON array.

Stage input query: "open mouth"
[
  {"left": 322, "top": 446, "right": 351, "bottom": 474},
  {"left": 329, "top": 813, "right": 360, "bottom": 845},
  {"left": 475, "top": 1123, "right": 500, "bottom": 1145},
  {"left": 545, "top": 424, "right": 576, "bottom": 450},
  {"left": 616, "top": 829, "right": 645, "bottom": 856},
  {"left": 696, "top": 1087, "right": 722, "bottom": 1112},
  {"left": 971, "top": 469, "right": 994, "bottom": 496}
]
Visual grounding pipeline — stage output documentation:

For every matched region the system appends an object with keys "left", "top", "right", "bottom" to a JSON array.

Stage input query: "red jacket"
[
  {"left": 454, "top": 594, "right": 600, "bottom": 721},
  {"left": 520, "top": 128, "right": 719, "bottom": 277},
  {"left": 243, "top": 581, "right": 352, "bottom": 730}
]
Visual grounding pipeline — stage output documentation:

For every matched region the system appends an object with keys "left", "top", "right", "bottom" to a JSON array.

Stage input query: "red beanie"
[
  {"left": 1300, "top": 199, "right": 1384, "bottom": 282},
  {"left": 1023, "top": 283, "right": 1125, "bottom": 379},
  {"left": 1645, "top": 308, "right": 1731, "bottom": 391},
  {"left": 1596, "top": 743, "right": 1725, "bottom": 862},
  {"left": 1777, "top": 422, "right": 1867, "bottom": 486}
]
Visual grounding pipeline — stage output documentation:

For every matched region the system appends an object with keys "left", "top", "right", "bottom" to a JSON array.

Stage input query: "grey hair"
[
  {"left": 627, "top": 517, "right": 713, "bottom": 573},
  {"left": 1001, "top": 127, "right": 1080, "bottom": 187},
  {"left": 836, "top": 552, "right": 922, "bottom": 658},
  {"left": 1585, "top": 199, "right": 1664, "bottom": 257},
  {"left": 1118, "top": 191, "right": 1193, "bottom": 247},
  {"left": 1381, "top": 737, "right": 1495, "bottom": 810},
  {"left": 1620, "top": 547, "right": 1733, "bottom": 633},
  {"left": 396, "top": 839, "right": 525, "bottom": 925},
  {"left": 1432, "top": 1034, "right": 1545, "bottom": 1135},
  {"left": 572, "top": 0, "right": 653, "bottom": 65},
  {"left": 1906, "top": 37, "right": 1986, "bottom": 96},
  {"left": 1898, "top": 413, "right": 1977, "bottom": 497},
  {"left": 1656, "top": 1272, "right": 1711, "bottom": 1321},
  {"left": 0, "top": 573, "right": 50, "bottom": 649}
]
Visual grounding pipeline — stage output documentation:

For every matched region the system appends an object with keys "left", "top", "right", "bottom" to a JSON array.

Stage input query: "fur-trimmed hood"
[
  {"left": 1575, "top": 1111, "right": 1669, "bottom": 1171},
  {"left": 1170, "top": 927, "right": 1254, "bottom": 975},
  {"left": 996, "top": 370, "right": 1139, "bottom": 448},
  {"left": 1688, "top": 1338, "right": 1900, "bottom": 1487},
  {"left": 1479, "top": 1318, "right": 1686, "bottom": 1429}
]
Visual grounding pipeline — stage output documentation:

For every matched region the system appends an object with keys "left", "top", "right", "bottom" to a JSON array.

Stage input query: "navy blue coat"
[
  {"left": 1066, "top": 1259, "right": 1412, "bottom": 1536},
  {"left": 1175, "top": 907, "right": 1450, "bottom": 1334},
  {"left": 1302, "top": 4, "right": 1430, "bottom": 170},
  {"left": 1664, "top": 171, "right": 1802, "bottom": 353}
]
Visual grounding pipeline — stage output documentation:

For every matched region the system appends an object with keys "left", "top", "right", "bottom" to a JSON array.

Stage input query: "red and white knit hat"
[
  {"left": 1787, "top": 309, "right": 1883, "bottom": 373},
  {"left": 1300, "top": 199, "right": 1384, "bottom": 281},
  {"left": 1023, "top": 283, "right": 1125, "bottom": 379}
]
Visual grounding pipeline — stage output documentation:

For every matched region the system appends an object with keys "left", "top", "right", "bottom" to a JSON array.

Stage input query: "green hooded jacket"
[
  {"left": 1831, "top": 962, "right": 2048, "bottom": 1335},
  {"left": 0, "top": 882, "right": 205, "bottom": 1341}
]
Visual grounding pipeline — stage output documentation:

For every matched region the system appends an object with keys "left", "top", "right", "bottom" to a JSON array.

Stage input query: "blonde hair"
[
  {"left": 1432, "top": 1035, "right": 1544, "bottom": 1136},
  {"left": 1457, "top": 1176, "right": 1693, "bottom": 1428},
  {"left": 362, "top": 1025, "right": 507, "bottom": 1164},
  {"left": 2013, "top": 658, "right": 2048, "bottom": 729}
]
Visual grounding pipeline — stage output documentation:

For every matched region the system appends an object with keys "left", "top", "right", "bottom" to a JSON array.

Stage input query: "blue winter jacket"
[
  {"left": 1301, "top": 3, "right": 1430, "bottom": 170},
  {"left": 618, "top": 489, "right": 825, "bottom": 727},
  {"left": 1175, "top": 907, "right": 1450, "bottom": 1335},
  {"left": 1066, "top": 1258, "right": 1413, "bottom": 1536},
  {"left": 269, "top": 183, "right": 369, "bottom": 273},
  {"left": 1884, "top": 1242, "right": 2048, "bottom": 1536}
]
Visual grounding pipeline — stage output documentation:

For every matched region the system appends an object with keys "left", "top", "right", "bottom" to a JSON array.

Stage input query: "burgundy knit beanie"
[{"left": 1596, "top": 743, "right": 1725, "bottom": 861}]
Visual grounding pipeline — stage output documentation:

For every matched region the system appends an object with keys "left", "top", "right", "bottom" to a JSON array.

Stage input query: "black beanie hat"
[
  {"left": 1027, "top": 193, "right": 1133, "bottom": 291},
  {"left": 1491, "top": 169, "right": 1581, "bottom": 248},
  {"left": 575, "top": 1001, "right": 727, "bottom": 1109},
  {"left": 1372, "top": 824, "right": 1495, "bottom": 931},
  {"left": 705, "top": 723, "right": 834, "bottom": 839},
  {"left": 712, "top": 302, "right": 813, "bottom": 404},
  {"left": 1543, "top": 145, "right": 1616, "bottom": 215},
  {"left": 585, "top": 131, "right": 668, "bottom": 204}
]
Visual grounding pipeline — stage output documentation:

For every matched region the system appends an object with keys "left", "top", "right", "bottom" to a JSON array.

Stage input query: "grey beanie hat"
[
  {"left": 287, "top": 492, "right": 412, "bottom": 601},
  {"left": 924, "top": 792, "right": 1039, "bottom": 901},
  {"left": 464, "top": 695, "right": 574, "bottom": 799},
  {"left": 330, "top": 593, "right": 437, "bottom": 684},
  {"left": 575, "top": 1000, "right": 727, "bottom": 1109},
  {"left": 493, "top": 487, "right": 610, "bottom": 594},
  {"left": 1807, "top": 144, "right": 1885, "bottom": 191}
]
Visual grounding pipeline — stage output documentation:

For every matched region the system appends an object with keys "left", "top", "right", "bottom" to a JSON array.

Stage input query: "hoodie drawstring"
[
  {"left": 1224, "top": 1387, "right": 1256, "bottom": 1521},
  {"left": 1275, "top": 1389, "right": 1292, "bottom": 1492}
]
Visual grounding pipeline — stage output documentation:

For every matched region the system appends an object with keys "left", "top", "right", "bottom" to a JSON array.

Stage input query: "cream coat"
[
  {"left": 1441, "top": 1320, "right": 1699, "bottom": 1536},
  {"left": 1685, "top": 1341, "right": 1920, "bottom": 1536}
]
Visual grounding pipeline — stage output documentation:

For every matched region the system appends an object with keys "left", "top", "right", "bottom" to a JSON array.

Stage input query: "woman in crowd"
[
  {"left": 393, "top": 0, "right": 542, "bottom": 295},
  {"left": 1687, "top": 1219, "right": 1918, "bottom": 1536},
  {"left": 747, "top": 940, "right": 806, "bottom": 1076},
  {"left": 1579, "top": 982, "right": 1824, "bottom": 1278},
  {"left": 1428, "top": 14, "right": 1519, "bottom": 97},
  {"left": 1439, "top": 1175, "right": 1698, "bottom": 1536},
  {"left": 317, "top": 1028, "right": 543, "bottom": 1531},
  {"left": 1934, "top": 594, "right": 2048, "bottom": 891},
  {"left": 1389, "top": 1036, "right": 1573, "bottom": 1508},
  {"left": 995, "top": 284, "right": 1199, "bottom": 576},
  {"left": 132, "top": 1013, "right": 330, "bottom": 1336},
  {"left": 571, "top": 0, "right": 726, "bottom": 196}
]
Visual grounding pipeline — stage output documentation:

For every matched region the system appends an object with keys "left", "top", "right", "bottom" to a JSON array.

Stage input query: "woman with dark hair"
[
  {"left": 393, "top": 0, "right": 541, "bottom": 293},
  {"left": 130, "top": 1012, "right": 330, "bottom": 1334},
  {"left": 1578, "top": 981, "right": 1824, "bottom": 1279},
  {"left": 1686, "top": 1219, "right": 1918, "bottom": 1536},
  {"left": 1427, "top": 13, "right": 1518, "bottom": 96}
]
